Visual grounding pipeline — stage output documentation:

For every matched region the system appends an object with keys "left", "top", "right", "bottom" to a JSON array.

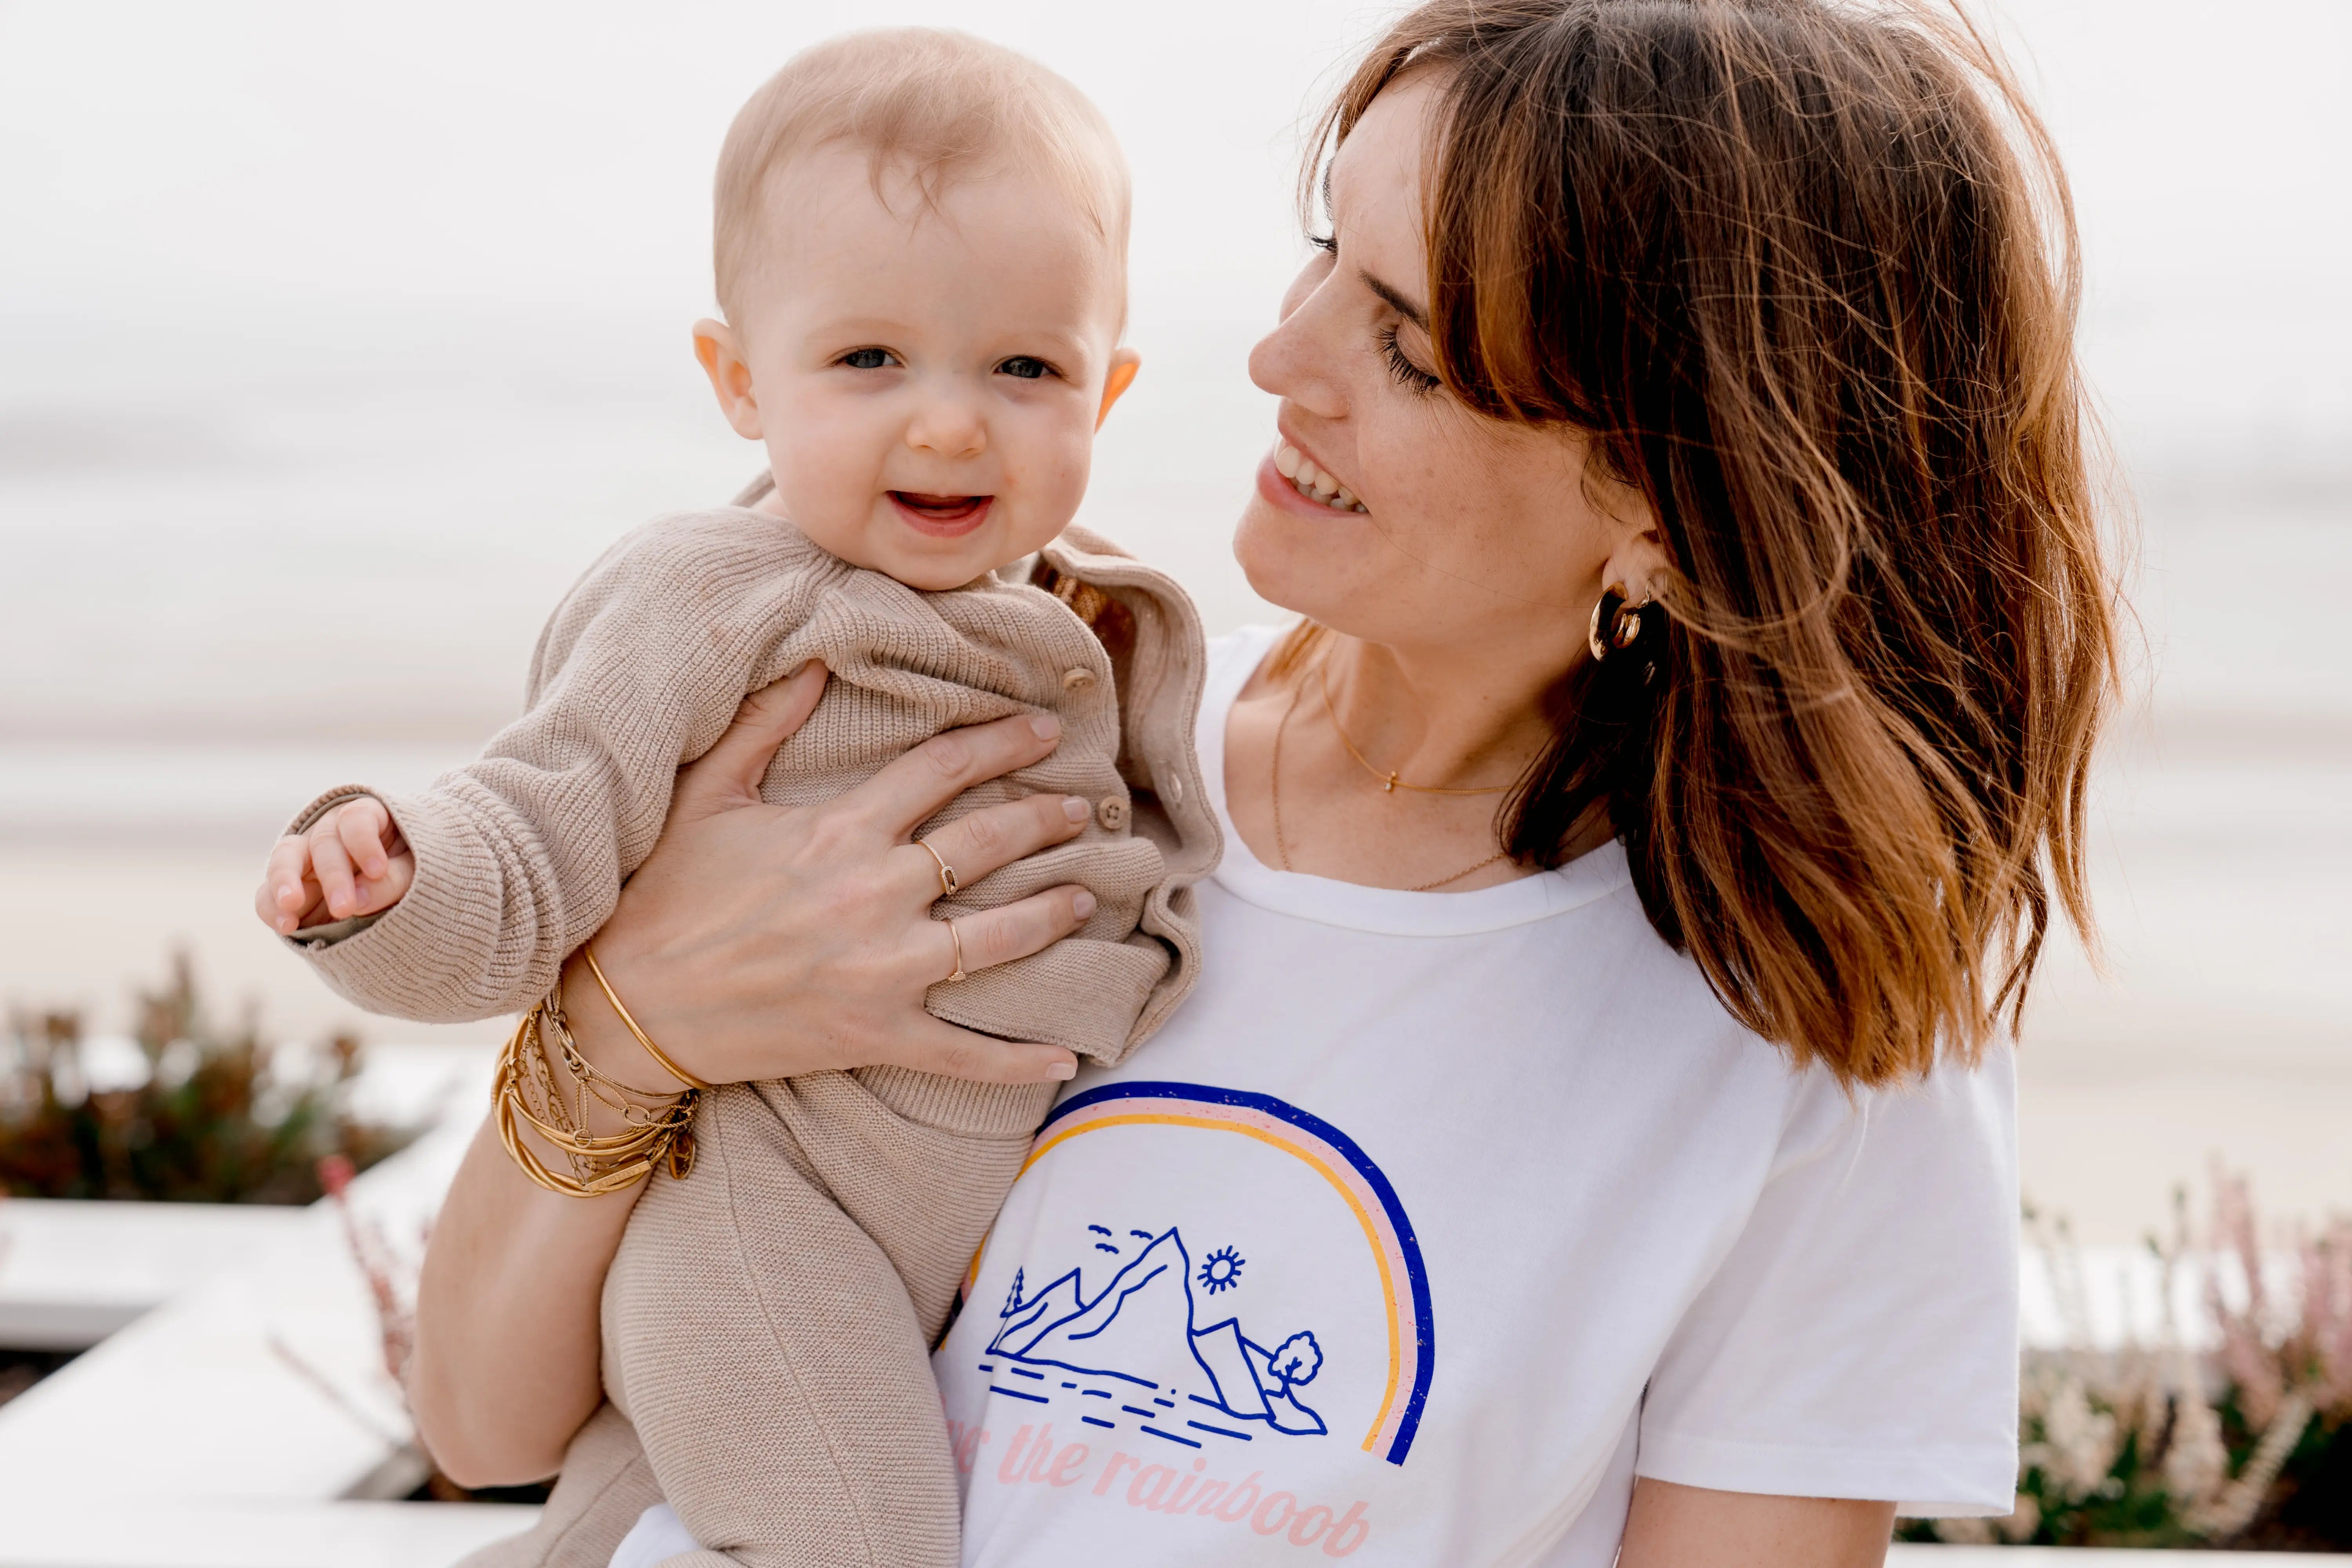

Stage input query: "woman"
[{"left": 413, "top": 2, "right": 2117, "bottom": 1562}]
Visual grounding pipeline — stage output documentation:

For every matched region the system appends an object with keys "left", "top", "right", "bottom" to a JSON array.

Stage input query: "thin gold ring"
[
  {"left": 917, "top": 838, "right": 960, "bottom": 899},
  {"left": 942, "top": 918, "right": 968, "bottom": 983}
]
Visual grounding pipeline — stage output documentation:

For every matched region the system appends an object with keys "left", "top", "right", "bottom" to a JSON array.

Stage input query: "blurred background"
[{"left": 1, "top": 0, "right": 2345, "bottom": 1246}]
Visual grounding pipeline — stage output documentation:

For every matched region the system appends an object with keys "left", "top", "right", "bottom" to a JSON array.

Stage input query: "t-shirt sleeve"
[{"left": 1635, "top": 1042, "right": 2021, "bottom": 1517}]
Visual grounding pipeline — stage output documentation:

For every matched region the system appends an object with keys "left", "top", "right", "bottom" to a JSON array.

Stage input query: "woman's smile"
[
  {"left": 1272, "top": 440, "right": 1369, "bottom": 512},
  {"left": 1258, "top": 440, "right": 1371, "bottom": 517}
]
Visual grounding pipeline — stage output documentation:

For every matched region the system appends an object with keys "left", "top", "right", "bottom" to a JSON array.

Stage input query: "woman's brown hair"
[{"left": 1311, "top": 0, "right": 2121, "bottom": 1085}]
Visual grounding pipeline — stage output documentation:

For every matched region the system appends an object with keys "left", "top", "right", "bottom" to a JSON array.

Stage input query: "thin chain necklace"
[
  {"left": 1318, "top": 663, "right": 1514, "bottom": 796},
  {"left": 1270, "top": 672, "right": 1514, "bottom": 893}
]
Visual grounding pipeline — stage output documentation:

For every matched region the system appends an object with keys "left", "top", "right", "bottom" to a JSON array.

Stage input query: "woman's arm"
[
  {"left": 1619, "top": 1479, "right": 1895, "bottom": 1568},
  {"left": 411, "top": 669, "right": 1099, "bottom": 1484}
]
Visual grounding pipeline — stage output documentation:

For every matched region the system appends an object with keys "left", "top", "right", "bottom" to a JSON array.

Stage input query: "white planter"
[{"left": 0, "top": 1046, "right": 529, "bottom": 1566}]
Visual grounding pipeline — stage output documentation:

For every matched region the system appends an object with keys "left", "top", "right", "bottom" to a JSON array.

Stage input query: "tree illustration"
[
  {"left": 1002, "top": 1268, "right": 1025, "bottom": 1315},
  {"left": 1268, "top": 1330, "right": 1324, "bottom": 1390}
]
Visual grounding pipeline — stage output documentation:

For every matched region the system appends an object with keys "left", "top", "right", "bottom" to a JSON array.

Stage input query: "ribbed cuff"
[
  {"left": 853, "top": 1067, "right": 1058, "bottom": 1138},
  {"left": 284, "top": 786, "right": 526, "bottom": 1024}
]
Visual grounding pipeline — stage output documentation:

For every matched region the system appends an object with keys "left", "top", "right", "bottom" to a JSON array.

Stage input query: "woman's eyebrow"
[{"left": 1359, "top": 270, "right": 1428, "bottom": 330}]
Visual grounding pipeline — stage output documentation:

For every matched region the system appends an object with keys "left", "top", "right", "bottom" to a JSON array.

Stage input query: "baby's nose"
[{"left": 904, "top": 397, "right": 987, "bottom": 459}]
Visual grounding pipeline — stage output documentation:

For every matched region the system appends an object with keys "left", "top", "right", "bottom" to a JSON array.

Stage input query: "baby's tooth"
[{"left": 1274, "top": 445, "right": 1301, "bottom": 479}]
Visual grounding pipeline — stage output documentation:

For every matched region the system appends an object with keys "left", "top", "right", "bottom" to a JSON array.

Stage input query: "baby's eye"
[
  {"left": 995, "top": 356, "right": 1053, "bottom": 381},
  {"left": 837, "top": 347, "right": 898, "bottom": 370}
]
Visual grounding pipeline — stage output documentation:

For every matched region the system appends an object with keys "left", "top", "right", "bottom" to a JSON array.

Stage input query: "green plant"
[
  {"left": 0, "top": 951, "right": 416, "bottom": 1203},
  {"left": 1899, "top": 1172, "right": 2352, "bottom": 1550}
]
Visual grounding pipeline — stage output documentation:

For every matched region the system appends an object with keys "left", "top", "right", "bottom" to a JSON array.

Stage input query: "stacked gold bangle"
[{"left": 494, "top": 946, "right": 706, "bottom": 1198}]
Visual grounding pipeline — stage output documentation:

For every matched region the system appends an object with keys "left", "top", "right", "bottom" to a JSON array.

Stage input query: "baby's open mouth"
[{"left": 889, "top": 491, "right": 995, "bottom": 536}]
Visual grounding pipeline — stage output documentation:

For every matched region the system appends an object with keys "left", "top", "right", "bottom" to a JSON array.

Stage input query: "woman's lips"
[
  {"left": 1255, "top": 450, "right": 1370, "bottom": 520},
  {"left": 889, "top": 491, "right": 995, "bottom": 537},
  {"left": 1272, "top": 442, "right": 1367, "bottom": 513}
]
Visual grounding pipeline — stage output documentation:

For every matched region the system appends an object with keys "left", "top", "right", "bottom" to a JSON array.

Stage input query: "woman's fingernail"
[
  {"left": 1030, "top": 713, "right": 1061, "bottom": 741},
  {"left": 1072, "top": 890, "right": 1098, "bottom": 919},
  {"left": 1046, "top": 1060, "right": 1077, "bottom": 1081},
  {"left": 1062, "top": 796, "right": 1090, "bottom": 822}
]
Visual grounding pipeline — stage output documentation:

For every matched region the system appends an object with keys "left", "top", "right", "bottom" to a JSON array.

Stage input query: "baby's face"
[{"left": 711, "top": 148, "right": 1129, "bottom": 592}]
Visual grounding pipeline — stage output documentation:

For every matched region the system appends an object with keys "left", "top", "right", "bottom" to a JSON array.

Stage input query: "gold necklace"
[
  {"left": 1271, "top": 674, "right": 1514, "bottom": 892},
  {"left": 1318, "top": 664, "right": 1514, "bottom": 796}
]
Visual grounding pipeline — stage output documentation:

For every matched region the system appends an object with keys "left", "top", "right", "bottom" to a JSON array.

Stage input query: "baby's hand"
[{"left": 254, "top": 797, "right": 415, "bottom": 936}]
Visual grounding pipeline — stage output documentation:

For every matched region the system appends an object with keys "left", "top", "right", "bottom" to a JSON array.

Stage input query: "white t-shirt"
[
  {"left": 616, "top": 625, "right": 2020, "bottom": 1568},
  {"left": 931, "top": 626, "right": 2019, "bottom": 1567}
]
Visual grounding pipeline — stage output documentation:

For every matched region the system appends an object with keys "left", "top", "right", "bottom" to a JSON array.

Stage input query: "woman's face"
[{"left": 1238, "top": 73, "right": 1648, "bottom": 670}]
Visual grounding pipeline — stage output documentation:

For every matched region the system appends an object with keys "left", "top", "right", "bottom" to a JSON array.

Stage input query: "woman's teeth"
[{"left": 1274, "top": 444, "right": 1367, "bottom": 513}]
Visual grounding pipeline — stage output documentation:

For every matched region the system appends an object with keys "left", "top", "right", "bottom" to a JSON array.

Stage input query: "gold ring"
[
  {"left": 943, "top": 918, "right": 967, "bottom": 983},
  {"left": 918, "top": 838, "right": 960, "bottom": 899}
]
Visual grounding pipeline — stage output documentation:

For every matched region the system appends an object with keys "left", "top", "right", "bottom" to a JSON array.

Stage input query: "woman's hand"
[
  {"left": 584, "top": 661, "right": 1094, "bottom": 1086},
  {"left": 412, "top": 665, "right": 1094, "bottom": 1486}
]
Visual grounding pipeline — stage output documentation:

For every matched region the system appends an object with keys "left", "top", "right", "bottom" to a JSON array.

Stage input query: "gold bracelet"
[
  {"left": 495, "top": 1082, "right": 662, "bottom": 1197},
  {"left": 540, "top": 991, "right": 691, "bottom": 1129},
  {"left": 580, "top": 945, "right": 710, "bottom": 1091},
  {"left": 492, "top": 998, "right": 699, "bottom": 1197},
  {"left": 497, "top": 1007, "right": 695, "bottom": 1193}
]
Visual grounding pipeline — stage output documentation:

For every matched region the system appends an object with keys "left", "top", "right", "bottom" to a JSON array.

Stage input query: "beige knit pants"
[{"left": 460, "top": 1068, "right": 1055, "bottom": 1568}]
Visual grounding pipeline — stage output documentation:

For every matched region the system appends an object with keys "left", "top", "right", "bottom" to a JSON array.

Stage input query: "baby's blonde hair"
[{"left": 713, "top": 29, "right": 1131, "bottom": 325}]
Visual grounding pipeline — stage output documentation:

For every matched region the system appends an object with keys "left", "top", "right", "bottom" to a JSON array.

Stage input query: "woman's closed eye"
[
  {"left": 994, "top": 356, "right": 1059, "bottom": 381},
  {"left": 1376, "top": 324, "right": 1441, "bottom": 394}
]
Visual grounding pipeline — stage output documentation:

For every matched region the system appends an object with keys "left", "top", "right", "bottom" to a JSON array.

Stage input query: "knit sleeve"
[{"left": 287, "top": 512, "right": 819, "bottom": 1024}]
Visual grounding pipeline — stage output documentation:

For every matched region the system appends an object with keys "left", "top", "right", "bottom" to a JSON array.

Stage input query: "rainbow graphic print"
[{"left": 964, "top": 1081, "right": 1435, "bottom": 1466}]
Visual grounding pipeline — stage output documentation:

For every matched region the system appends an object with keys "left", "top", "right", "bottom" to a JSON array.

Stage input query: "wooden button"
[
  {"left": 1062, "top": 667, "right": 1097, "bottom": 691},
  {"left": 1095, "top": 795, "right": 1129, "bottom": 831}
]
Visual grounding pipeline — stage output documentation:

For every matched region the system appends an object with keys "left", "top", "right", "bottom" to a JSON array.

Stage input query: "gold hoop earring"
[{"left": 1587, "top": 582, "right": 1657, "bottom": 661}]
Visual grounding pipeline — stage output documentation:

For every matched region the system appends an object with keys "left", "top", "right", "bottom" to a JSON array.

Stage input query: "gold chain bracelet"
[{"left": 493, "top": 964, "right": 700, "bottom": 1198}]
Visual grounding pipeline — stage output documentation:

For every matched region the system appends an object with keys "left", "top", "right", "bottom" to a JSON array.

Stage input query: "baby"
[{"left": 254, "top": 31, "right": 1217, "bottom": 1568}]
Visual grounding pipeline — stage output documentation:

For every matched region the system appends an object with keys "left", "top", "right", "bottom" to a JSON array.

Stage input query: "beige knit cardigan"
[{"left": 287, "top": 499, "right": 1218, "bottom": 1567}]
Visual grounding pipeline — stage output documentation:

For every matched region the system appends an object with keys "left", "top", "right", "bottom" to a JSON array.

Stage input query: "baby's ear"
[
  {"left": 1095, "top": 349, "right": 1142, "bottom": 432},
  {"left": 694, "top": 319, "right": 763, "bottom": 440}
]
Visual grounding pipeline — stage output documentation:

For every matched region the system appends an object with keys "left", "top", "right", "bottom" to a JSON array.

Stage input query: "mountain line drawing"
[{"left": 985, "top": 1227, "right": 1327, "bottom": 1437}]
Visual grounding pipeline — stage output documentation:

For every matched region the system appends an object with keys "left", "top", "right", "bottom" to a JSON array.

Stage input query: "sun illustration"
[{"left": 1198, "top": 1245, "right": 1245, "bottom": 1295}]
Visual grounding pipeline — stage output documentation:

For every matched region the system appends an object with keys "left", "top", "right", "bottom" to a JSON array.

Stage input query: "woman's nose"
[{"left": 1249, "top": 307, "right": 1345, "bottom": 421}]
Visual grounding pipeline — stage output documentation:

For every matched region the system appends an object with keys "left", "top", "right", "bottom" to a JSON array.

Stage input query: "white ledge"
[{"left": 0, "top": 1046, "right": 496, "bottom": 1553}]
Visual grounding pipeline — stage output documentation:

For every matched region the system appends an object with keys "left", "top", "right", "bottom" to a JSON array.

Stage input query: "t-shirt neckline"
[{"left": 1201, "top": 624, "right": 1634, "bottom": 938}]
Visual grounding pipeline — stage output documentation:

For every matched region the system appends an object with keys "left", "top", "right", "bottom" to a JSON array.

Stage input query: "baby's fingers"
[
  {"left": 335, "top": 798, "right": 394, "bottom": 881},
  {"left": 310, "top": 830, "right": 362, "bottom": 920},
  {"left": 257, "top": 837, "right": 318, "bottom": 935}
]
